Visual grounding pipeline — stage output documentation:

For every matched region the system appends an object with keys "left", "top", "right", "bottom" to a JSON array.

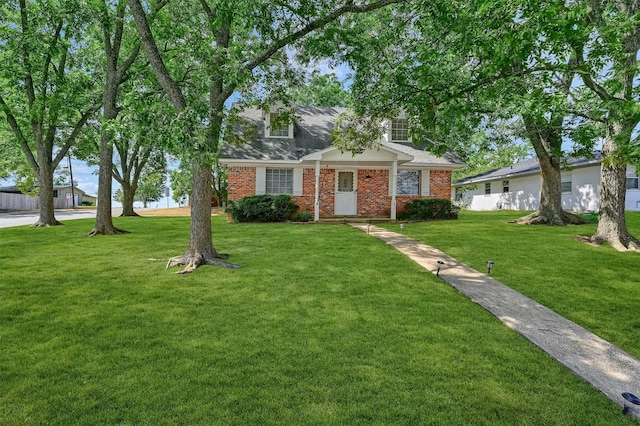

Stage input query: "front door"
[{"left": 335, "top": 170, "right": 357, "bottom": 215}]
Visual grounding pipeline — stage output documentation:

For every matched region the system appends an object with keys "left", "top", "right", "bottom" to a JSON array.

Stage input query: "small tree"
[{"left": 136, "top": 170, "right": 166, "bottom": 208}]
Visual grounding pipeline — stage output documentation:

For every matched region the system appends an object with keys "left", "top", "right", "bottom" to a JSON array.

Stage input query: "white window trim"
[
  {"left": 396, "top": 169, "right": 420, "bottom": 196},
  {"left": 421, "top": 170, "right": 430, "bottom": 196},
  {"left": 256, "top": 167, "right": 266, "bottom": 195},
  {"left": 256, "top": 166, "right": 302, "bottom": 195},
  {"left": 389, "top": 118, "right": 411, "bottom": 142},
  {"left": 265, "top": 112, "right": 294, "bottom": 139},
  {"left": 561, "top": 171, "right": 572, "bottom": 194}
]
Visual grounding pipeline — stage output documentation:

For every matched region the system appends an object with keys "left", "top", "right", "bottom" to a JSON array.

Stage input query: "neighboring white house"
[{"left": 453, "top": 153, "right": 640, "bottom": 212}]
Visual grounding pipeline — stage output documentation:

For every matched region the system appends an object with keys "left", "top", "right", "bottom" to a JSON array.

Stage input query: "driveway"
[{"left": 0, "top": 208, "right": 123, "bottom": 228}]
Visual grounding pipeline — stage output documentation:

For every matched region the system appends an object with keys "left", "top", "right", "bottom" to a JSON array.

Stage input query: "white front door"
[{"left": 335, "top": 170, "right": 357, "bottom": 215}]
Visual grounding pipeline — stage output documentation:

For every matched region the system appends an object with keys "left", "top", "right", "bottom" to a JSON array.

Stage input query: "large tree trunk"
[
  {"left": 166, "top": 159, "right": 240, "bottom": 273},
  {"left": 88, "top": 21, "right": 129, "bottom": 236},
  {"left": 512, "top": 116, "right": 588, "bottom": 226},
  {"left": 33, "top": 160, "right": 61, "bottom": 227},
  {"left": 90, "top": 134, "right": 128, "bottom": 235},
  {"left": 590, "top": 122, "right": 640, "bottom": 250},
  {"left": 120, "top": 181, "right": 139, "bottom": 216}
]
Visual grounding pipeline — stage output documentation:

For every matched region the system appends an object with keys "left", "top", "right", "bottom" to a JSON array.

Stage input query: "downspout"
[
  {"left": 391, "top": 160, "right": 398, "bottom": 220},
  {"left": 314, "top": 160, "right": 320, "bottom": 221}
]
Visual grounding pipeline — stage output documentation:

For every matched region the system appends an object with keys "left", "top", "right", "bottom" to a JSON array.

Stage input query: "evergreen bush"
[
  {"left": 399, "top": 198, "right": 459, "bottom": 220},
  {"left": 226, "top": 194, "right": 299, "bottom": 223}
]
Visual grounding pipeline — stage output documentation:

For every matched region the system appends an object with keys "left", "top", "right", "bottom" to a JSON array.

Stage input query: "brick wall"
[
  {"left": 226, "top": 166, "right": 453, "bottom": 217},
  {"left": 357, "top": 169, "right": 391, "bottom": 216},
  {"left": 297, "top": 168, "right": 335, "bottom": 216},
  {"left": 227, "top": 166, "right": 256, "bottom": 201},
  {"left": 429, "top": 170, "right": 452, "bottom": 199}
]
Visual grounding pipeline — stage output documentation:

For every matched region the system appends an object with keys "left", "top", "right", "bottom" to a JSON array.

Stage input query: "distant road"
[{"left": 0, "top": 208, "right": 123, "bottom": 229}]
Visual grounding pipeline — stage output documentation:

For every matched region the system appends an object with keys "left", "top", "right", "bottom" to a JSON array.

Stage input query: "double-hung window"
[
  {"left": 266, "top": 168, "right": 293, "bottom": 194},
  {"left": 502, "top": 180, "right": 509, "bottom": 193},
  {"left": 397, "top": 170, "right": 420, "bottom": 195},
  {"left": 627, "top": 177, "right": 639, "bottom": 190},
  {"left": 484, "top": 182, "right": 491, "bottom": 194},
  {"left": 266, "top": 112, "right": 293, "bottom": 138},
  {"left": 390, "top": 118, "right": 409, "bottom": 142}
]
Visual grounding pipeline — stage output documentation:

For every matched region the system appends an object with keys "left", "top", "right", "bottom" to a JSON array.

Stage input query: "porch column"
[
  {"left": 391, "top": 160, "right": 398, "bottom": 220},
  {"left": 314, "top": 160, "right": 320, "bottom": 221}
]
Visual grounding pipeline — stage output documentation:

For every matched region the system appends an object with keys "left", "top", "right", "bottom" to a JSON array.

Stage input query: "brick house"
[{"left": 219, "top": 106, "right": 464, "bottom": 221}]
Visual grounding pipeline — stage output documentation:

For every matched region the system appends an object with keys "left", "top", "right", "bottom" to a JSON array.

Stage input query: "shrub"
[
  {"left": 292, "top": 211, "right": 311, "bottom": 222},
  {"left": 226, "top": 194, "right": 299, "bottom": 223},
  {"left": 81, "top": 201, "right": 94, "bottom": 206},
  {"left": 399, "top": 198, "right": 459, "bottom": 220}
]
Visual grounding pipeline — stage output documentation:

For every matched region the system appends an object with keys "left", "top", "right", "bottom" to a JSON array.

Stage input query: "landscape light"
[
  {"left": 400, "top": 223, "right": 405, "bottom": 231},
  {"left": 437, "top": 260, "right": 444, "bottom": 276},
  {"left": 487, "top": 261, "right": 494, "bottom": 274},
  {"left": 622, "top": 392, "right": 640, "bottom": 415},
  {"left": 367, "top": 223, "right": 370, "bottom": 234}
]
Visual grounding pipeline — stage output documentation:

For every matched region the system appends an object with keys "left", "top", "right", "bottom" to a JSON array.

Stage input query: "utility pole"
[{"left": 68, "top": 155, "right": 76, "bottom": 208}]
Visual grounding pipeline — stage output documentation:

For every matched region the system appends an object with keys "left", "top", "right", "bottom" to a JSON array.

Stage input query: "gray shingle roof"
[
  {"left": 454, "top": 152, "right": 602, "bottom": 185},
  {"left": 382, "top": 141, "right": 464, "bottom": 167},
  {"left": 220, "top": 107, "right": 346, "bottom": 161},
  {"left": 220, "top": 106, "right": 464, "bottom": 167}
]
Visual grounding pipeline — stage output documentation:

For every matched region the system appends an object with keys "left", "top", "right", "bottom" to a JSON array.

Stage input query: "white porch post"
[
  {"left": 391, "top": 160, "right": 398, "bottom": 220},
  {"left": 314, "top": 160, "right": 320, "bottom": 221}
]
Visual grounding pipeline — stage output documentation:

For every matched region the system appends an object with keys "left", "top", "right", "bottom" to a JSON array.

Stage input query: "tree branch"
[
  {"left": 126, "top": 0, "right": 188, "bottom": 110},
  {"left": 53, "top": 103, "right": 101, "bottom": 167},
  {"left": 243, "top": 0, "right": 406, "bottom": 73},
  {"left": 0, "top": 94, "right": 39, "bottom": 173},
  {"left": 18, "top": 0, "right": 36, "bottom": 106}
]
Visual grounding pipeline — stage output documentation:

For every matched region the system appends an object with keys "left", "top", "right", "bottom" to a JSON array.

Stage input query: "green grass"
[
  {"left": 381, "top": 210, "right": 640, "bottom": 361},
  {"left": 0, "top": 216, "right": 635, "bottom": 425}
]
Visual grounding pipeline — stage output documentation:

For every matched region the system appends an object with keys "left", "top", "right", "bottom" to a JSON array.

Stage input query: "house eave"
[{"left": 453, "top": 158, "right": 602, "bottom": 186}]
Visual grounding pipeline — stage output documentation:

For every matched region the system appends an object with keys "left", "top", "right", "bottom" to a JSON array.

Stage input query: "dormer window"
[
  {"left": 265, "top": 111, "right": 294, "bottom": 138},
  {"left": 390, "top": 118, "right": 409, "bottom": 142}
]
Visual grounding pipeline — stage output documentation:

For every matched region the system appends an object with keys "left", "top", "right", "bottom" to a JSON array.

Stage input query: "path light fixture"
[
  {"left": 436, "top": 260, "right": 444, "bottom": 276},
  {"left": 400, "top": 223, "right": 404, "bottom": 231},
  {"left": 622, "top": 392, "right": 640, "bottom": 415},
  {"left": 487, "top": 261, "right": 494, "bottom": 274},
  {"left": 367, "top": 223, "right": 371, "bottom": 234}
]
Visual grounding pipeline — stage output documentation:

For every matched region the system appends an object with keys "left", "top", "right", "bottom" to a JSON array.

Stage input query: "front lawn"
[
  {"left": 0, "top": 216, "right": 634, "bottom": 424},
  {"left": 381, "top": 210, "right": 640, "bottom": 361}
]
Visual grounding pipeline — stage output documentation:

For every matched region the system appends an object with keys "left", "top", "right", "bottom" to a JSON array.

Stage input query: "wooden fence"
[{"left": 0, "top": 192, "right": 72, "bottom": 211}]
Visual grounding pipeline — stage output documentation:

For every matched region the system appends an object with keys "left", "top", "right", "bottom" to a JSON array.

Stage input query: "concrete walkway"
[{"left": 351, "top": 223, "right": 640, "bottom": 420}]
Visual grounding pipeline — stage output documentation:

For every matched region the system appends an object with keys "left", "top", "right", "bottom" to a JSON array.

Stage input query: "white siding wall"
[
  {"left": 626, "top": 165, "right": 640, "bottom": 211},
  {"left": 561, "top": 167, "right": 600, "bottom": 212},
  {"left": 457, "top": 164, "right": 640, "bottom": 212},
  {"left": 459, "top": 175, "right": 541, "bottom": 211}
]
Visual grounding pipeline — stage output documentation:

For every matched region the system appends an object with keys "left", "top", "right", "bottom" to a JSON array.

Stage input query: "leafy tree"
[
  {"left": 452, "top": 127, "right": 532, "bottom": 181},
  {"left": 126, "top": 0, "right": 406, "bottom": 273},
  {"left": 113, "top": 187, "right": 124, "bottom": 203},
  {"left": 0, "top": 123, "right": 26, "bottom": 181},
  {"left": 212, "top": 162, "right": 228, "bottom": 206},
  {"left": 136, "top": 168, "right": 166, "bottom": 208},
  {"left": 290, "top": 71, "right": 350, "bottom": 107},
  {"left": 169, "top": 160, "right": 227, "bottom": 207},
  {"left": 0, "top": 0, "right": 99, "bottom": 226},
  {"left": 169, "top": 163, "right": 192, "bottom": 205},
  {"left": 564, "top": 0, "right": 640, "bottom": 250},
  {"left": 323, "top": 0, "right": 592, "bottom": 225},
  {"left": 88, "top": 0, "right": 159, "bottom": 235}
]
